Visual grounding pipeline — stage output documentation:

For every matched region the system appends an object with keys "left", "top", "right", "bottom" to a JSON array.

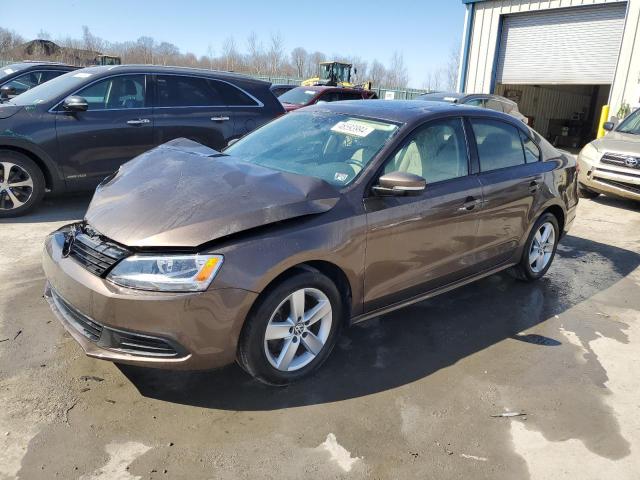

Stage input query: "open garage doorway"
[{"left": 494, "top": 83, "right": 611, "bottom": 150}]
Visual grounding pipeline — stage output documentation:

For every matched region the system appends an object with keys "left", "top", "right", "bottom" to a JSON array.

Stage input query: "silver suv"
[{"left": 577, "top": 110, "right": 640, "bottom": 203}]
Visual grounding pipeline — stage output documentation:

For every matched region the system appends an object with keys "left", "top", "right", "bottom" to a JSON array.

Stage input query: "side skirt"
[{"left": 350, "top": 261, "right": 515, "bottom": 326}]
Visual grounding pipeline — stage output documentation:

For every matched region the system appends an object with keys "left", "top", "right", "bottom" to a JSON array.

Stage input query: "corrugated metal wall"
[{"left": 464, "top": 0, "right": 627, "bottom": 93}]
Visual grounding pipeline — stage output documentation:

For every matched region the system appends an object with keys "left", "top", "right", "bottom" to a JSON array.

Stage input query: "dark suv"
[
  {"left": 0, "top": 65, "right": 285, "bottom": 217},
  {"left": 0, "top": 62, "right": 77, "bottom": 102}
]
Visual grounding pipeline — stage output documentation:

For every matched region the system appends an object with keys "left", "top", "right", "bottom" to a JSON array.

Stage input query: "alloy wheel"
[
  {"left": 0, "top": 162, "right": 34, "bottom": 211},
  {"left": 529, "top": 221, "right": 556, "bottom": 273},
  {"left": 264, "top": 288, "right": 333, "bottom": 372}
]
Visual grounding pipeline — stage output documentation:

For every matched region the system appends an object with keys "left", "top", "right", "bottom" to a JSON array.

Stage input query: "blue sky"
[{"left": 3, "top": 0, "right": 466, "bottom": 87}]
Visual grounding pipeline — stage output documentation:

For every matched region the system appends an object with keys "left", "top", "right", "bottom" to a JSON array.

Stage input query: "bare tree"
[
  {"left": 444, "top": 45, "right": 460, "bottom": 91},
  {"left": 306, "top": 51, "right": 326, "bottom": 78},
  {"left": 246, "top": 32, "right": 265, "bottom": 74},
  {"left": 155, "top": 42, "right": 179, "bottom": 66},
  {"left": 206, "top": 44, "right": 214, "bottom": 70},
  {"left": 290, "top": 47, "right": 307, "bottom": 78},
  {"left": 36, "top": 29, "right": 51, "bottom": 40},
  {"left": 387, "top": 51, "right": 408, "bottom": 89},
  {"left": 267, "top": 32, "right": 285, "bottom": 75},
  {"left": 221, "top": 36, "right": 239, "bottom": 71},
  {"left": 369, "top": 60, "right": 386, "bottom": 88}
]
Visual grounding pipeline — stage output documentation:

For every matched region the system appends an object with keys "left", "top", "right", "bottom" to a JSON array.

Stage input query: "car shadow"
[
  {"left": 118, "top": 233, "right": 639, "bottom": 410},
  {"left": 589, "top": 194, "right": 639, "bottom": 212},
  {"left": 0, "top": 193, "right": 91, "bottom": 224}
]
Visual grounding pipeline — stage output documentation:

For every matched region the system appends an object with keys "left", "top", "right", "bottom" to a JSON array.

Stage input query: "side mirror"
[
  {"left": 62, "top": 96, "right": 88, "bottom": 112},
  {"left": 372, "top": 171, "right": 426, "bottom": 196},
  {"left": 0, "top": 85, "right": 16, "bottom": 99},
  {"left": 603, "top": 122, "right": 615, "bottom": 131}
]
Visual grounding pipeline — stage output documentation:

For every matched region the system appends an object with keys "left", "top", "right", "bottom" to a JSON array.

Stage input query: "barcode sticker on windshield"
[
  {"left": 331, "top": 120, "right": 374, "bottom": 138},
  {"left": 3, "top": 69, "right": 14, "bottom": 74},
  {"left": 305, "top": 90, "right": 316, "bottom": 95},
  {"left": 73, "top": 72, "right": 93, "bottom": 78}
]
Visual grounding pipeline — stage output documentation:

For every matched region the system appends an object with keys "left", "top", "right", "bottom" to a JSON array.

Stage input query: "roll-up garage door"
[{"left": 496, "top": 3, "right": 627, "bottom": 84}]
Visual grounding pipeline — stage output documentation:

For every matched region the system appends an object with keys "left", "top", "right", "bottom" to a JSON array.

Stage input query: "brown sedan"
[{"left": 43, "top": 100, "right": 578, "bottom": 385}]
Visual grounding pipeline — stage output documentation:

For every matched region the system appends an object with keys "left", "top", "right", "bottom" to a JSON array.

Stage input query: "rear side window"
[
  {"left": 76, "top": 75, "right": 146, "bottom": 110},
  {"left": 40, "top": 70, "right": 67, "bottom": 83},
  {"left": 521, "top": 131, "right": 540, "bottom": 163},
  {"left": 211, "top": 80, "right": 258, "bottom": 106},
  {"left": 471, "top": 118, "right": 526, "bottom": 171},
  {"left": 486, "top": 99, "right": 504, "bottom": 112},
  {"left": 465, "top": 98, "right": 486, "bottom": 107},
  {"left": 501, "top": 100, "right": 515, "bottom": 114},
  {"left": 156, "top": 75, "right": 222, "bottom": 107}
]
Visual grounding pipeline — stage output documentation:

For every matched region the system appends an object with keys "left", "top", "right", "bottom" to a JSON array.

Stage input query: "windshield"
[
  {"left": 225, "top": 111, "right": 400, "bottom": 187},
  {"left": 9, "top": 70, "right": 95, "bottom": 106},
  {"left": 0, "top": 64, "right": 30, "bottom": 82},
  {"left": 616, "top": 109, "right": 640, "bottom": 135},
  {"left": 278, "top": 88, "right": 318, "bottom": 105}
]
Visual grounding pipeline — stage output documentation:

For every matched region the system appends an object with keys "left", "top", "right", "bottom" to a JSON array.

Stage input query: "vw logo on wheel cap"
[{"left": 625, "top": 157, "right": 639, "bottom": 168}]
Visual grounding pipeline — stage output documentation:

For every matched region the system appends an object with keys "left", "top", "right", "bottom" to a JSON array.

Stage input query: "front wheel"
[
  {"left": 511, "top": 213, "right": 560, "bottom": 282},
  {"left": 0, "top": 151, "right": 45, "bottom": 218},
  {"left": 237, "top": 270, "right": 343, "bottom": 385}
]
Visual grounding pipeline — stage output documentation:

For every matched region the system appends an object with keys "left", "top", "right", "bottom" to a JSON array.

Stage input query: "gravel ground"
[{"left": 1, "top": 193, "right": 639, "bottom": 480}]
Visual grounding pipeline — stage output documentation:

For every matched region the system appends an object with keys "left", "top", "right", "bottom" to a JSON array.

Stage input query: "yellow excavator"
[{"left": 302, "top": 61, "right": 369, "bottom": 88}]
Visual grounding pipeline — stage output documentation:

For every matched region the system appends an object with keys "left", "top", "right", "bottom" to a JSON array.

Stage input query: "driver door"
[{"left": 363, "top": 117, "right": 483, "bottom": 312}]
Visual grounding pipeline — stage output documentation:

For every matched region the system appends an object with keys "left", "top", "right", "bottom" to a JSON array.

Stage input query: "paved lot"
[{"left": 1, "top": 193, "right": 639, "bottom": 479}]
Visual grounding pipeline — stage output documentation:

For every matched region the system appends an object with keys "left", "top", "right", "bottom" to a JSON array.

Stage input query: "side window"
[
  {"left": 465, "top": 98, "right": 485, "bottom": 107},
  {"left": 384, "top": 118, "right": 469, "bottom": 183},
  {"left": 500, "top": 100, "right": 514, "bottom": 114},
  {"left": 471, "top": 118, "right": 526, "bottom": 171},
  {"left": 210, "top": 80, "right": 258, "bottom": 106},
  {"left": 76, "top": 75, "right": 146, "bottom": 110},
  {"left": 3, "top": 72, "right": 40, "bottom": 95},
  {"left": 39, "top": 70, "right": 67, "bottom": 84},
  {"left": 156, "top": 75, "right": 222, "bottom": 107},
  {"left": 340, "top": 92, "right": 363, "bottom": 101},
  {"left": 486, "top": 99, "right": 504, "bottom": 112},
  {"left": 521, "top": 131, "right": 540, "bottom": 163}
]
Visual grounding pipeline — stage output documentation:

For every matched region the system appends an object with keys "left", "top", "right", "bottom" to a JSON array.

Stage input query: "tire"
[
  {"left": 237, "top": 270, "right": 343, "bottom": 385},
  {"left": 511, "top": 213, "right": 560, "bottom": 282},
  {"left": 0, "top": 151, "right": 45, "bottom": 218},
  {"left": 577, "top": 183, "right": 600, "bottom": 199}
]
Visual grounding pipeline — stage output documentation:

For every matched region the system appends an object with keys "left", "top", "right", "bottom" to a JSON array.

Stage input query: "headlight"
[
  {"left": 578, "top": 142, "right": 600, "bottom": 162},
  {"left": 107, "top": 254, "right": 223, "bottom": 292}
]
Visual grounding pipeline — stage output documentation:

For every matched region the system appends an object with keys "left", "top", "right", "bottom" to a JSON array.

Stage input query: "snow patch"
[
  {"left": 318, "top": 433, "right": 361, "bottom": 472},
  {"left": 81, "top": 441, "right": 151, "bottom": 480}
]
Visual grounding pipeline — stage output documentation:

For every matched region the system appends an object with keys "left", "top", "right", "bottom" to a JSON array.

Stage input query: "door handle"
[
  {"left": 211, "top": 116, "right": 230, "bottom": 122},
  {"left": 529, "top": 180, "right": 541, "bottom": 193},
  {"left": 126, "top": 118, "right": 150, "bottom": 126},
  {"left": 458, "top": 197, "right": 482, "bottom": 212}
]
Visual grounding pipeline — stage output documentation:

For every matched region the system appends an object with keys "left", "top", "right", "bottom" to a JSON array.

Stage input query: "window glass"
[
  {"left": 384, "top": 118, "right": 468, "bottom": 183},
  {"left": 77, "top": 75, "right": 146, "bottom": 110},
  {"left": 500, "top": 100, "right": 515, "bottom": 114},
  {"left": 471, "top": 119, "right": 526, "bottom": 171},
  {"left": 465, "top": 98, "right": 485, "bottom": 107},
  {"left": 40, "top": 70, "right": 66, "bottom": 83},
  {"left": 212, "top": 80, "right": 257, "bottom": 106},
  {"left": 3, "top": 72, "right": 40, "bottom": 95},
  {"left": 278, "top": 87, "right": 317, "bottom": 106},
  {"left": 156, "top": 75, "right": 222, "bottom": 107},
  {"left": 486, "top": 99, "right": 504, "bottom": 112},
  {"left": 225, "top": 111, "right": 399, "bottom": 187},
  {"left": 521, "top": 131, "right": 540, "bottom": 163}
]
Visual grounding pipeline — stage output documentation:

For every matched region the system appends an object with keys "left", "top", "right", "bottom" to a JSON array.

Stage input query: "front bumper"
[
  {"left": 578, "top": 154, "right": 640, "bottom": 201},
  {"left": 42, "top": 231, "right": 258, "bottom": 370}
]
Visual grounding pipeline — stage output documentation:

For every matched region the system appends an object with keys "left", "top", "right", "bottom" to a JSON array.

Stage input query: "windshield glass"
[
  {"left": 278, "top": 88, "right": 318, "bottom": 105},
  {"left": 9, "top": 70, "right": 95, "bottom": 106},
  {"left": 0, "top": 64, "right": 29, "bottom": 82},
  {"left": 616, "top": 109, "right": 640, "bottom": 135},
  {"left": 225, "top": 111, "right": 400, "bottom": 187}
]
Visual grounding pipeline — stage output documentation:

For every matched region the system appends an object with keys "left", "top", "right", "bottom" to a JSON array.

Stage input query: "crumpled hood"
[
  {"left": 593, "top": 130, "right": 640, "bottom": 156},
  {"left": 0, "top": 104, "right": 22, "bottom": 119},
  {"left": 84, "top": 138, "right": 339, "bottom": 248}
]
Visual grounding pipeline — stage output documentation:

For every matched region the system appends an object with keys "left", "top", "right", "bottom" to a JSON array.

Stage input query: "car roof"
[
  {"left": 74, "top": 64, "right": 271, "bottom": 86},
  {"left": 290, "top": 85, "right": 372, "bottom": 93},
  {"left": 301, "top": 99, "right": 519, "bottom": 125},
  {"left": 418, "top": 92, "right": 516, "bottom": 105},
  {"left": 3, "top": 62, "right": 76, "bottom": 72}
]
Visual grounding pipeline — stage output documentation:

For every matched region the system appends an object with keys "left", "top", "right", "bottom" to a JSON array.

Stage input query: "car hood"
[
  {"left": 0, "top": 104, "right": 22, "bottom": 119},
  {"left": 84, "top": 138, "right": 340, "bottom": 248},
  {"left": 593, "top": 130, "right": 640, "bottom": 156}
]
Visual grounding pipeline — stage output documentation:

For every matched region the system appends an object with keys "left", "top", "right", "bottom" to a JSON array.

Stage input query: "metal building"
[{"left": 458, "top": 0, "right": 640, "bottom": 147}]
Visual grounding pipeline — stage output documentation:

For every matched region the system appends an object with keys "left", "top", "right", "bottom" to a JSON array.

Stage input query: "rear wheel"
[
  {"left": 237, "top": 271, "right": 342, "bottom": 385},
  {"left": 0, "top": 151, "right": 45, "bottom": 218},
  {"left": 578, "top": 183, "right": 600, "bottom": 199},
  {"left": 511, "top": 213, "right": 559, "bottom": 282}
]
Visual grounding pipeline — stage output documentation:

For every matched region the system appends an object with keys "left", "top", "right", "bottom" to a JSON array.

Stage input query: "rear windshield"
[
  {"left": 225, "top": 110, "right": 400, "bottom": 187},
  {"left": 278, "top": 88, "right": 318, "bottom": 106},
  {"left": 8, "top": 70, "right": 94, "bottom": 106}
]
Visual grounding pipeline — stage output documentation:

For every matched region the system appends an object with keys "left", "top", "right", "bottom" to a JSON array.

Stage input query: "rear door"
[
  {"left": 363, "top": 117, "right": 483, "bottom": 312},
  {"left": 468, "top": 117, "right": 545, "bottom": 268},
  {"left": 55, "top": 74, "right": 153, "bottom": 189},
  {"left": 152, "top": 74, "right": 234, "bottom": 150}
]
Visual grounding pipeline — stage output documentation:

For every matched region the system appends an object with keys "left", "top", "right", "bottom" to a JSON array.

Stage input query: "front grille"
[
  {"left": 600, "top": 152, "right": 640, "bottom": 170},
  {"left": 69, "top": 227, "right": 129, "bottom": 277},
  {"left": 50, "top": 288, "right": 103, "bottom": 341},
  {"left": 594, "top": 177, "right": 640, "bottom": 195}
]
